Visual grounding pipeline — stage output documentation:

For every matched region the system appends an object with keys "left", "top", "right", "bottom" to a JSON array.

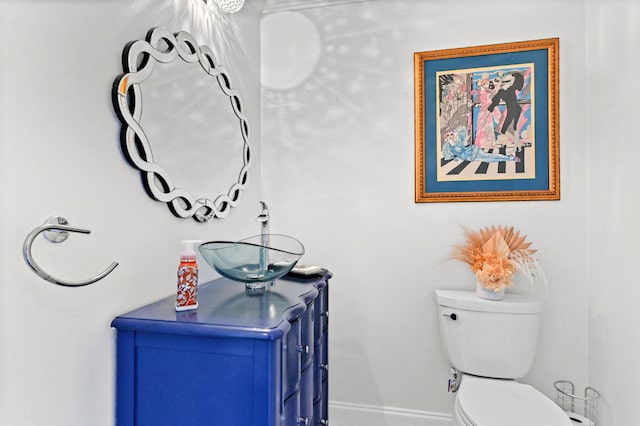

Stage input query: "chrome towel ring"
[{"left": 23, "top": 216, "right": 118, "bottom": 287}]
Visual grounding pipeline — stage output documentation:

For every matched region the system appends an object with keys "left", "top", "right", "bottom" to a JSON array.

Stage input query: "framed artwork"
[{"left": 414, "top": 38, "right": 559, "bottom": 202}]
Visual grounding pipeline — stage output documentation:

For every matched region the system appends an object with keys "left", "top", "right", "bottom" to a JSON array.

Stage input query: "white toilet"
[{"left": 436, "top": 289, "right": 572, "bottom": 426}]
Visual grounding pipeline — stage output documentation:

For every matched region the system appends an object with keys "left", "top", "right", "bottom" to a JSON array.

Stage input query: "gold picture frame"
[{"left": 414, "top": 38, "right": 559, "bottom": 202}]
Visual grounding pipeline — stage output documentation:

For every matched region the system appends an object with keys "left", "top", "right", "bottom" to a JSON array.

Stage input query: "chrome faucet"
[
  {"left": 256, "top": 201, "right": 270, "bottom": 273},
  {"left": 256, "top": 201, "right": 270, "bottom": 237}
]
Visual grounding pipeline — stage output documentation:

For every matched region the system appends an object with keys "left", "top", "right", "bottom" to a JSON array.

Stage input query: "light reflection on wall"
[
  {"left": 261, "top": 12, "right": 322, "bottom": 90},
  {"left": 261, "top": 3, "right": 404, "bottom": 152}
]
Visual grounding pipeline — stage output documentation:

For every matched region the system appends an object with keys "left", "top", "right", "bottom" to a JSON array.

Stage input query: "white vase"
[{"left": 476, "top": 281, "right": 505, "bottom": 301}]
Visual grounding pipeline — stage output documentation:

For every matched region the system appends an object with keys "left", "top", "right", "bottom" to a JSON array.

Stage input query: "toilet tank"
[{"left": 435, "top": 289, "right": 544, "bottom": 379}]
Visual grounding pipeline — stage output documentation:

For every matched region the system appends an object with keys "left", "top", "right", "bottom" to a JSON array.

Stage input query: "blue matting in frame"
[{"left": 423, "top": 49, "right": 550, "bottom": 194}]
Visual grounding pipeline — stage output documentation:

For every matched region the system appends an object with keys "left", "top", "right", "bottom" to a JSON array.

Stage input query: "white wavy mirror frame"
[{"left": 112, "top": 27, "right": 251, "bottom": 222}]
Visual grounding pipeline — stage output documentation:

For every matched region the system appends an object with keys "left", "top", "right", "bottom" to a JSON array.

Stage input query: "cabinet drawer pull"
[
  {"left": 297, "top": 417, "right": 309, "bottom": 425},
  {"left": 320, "top": 364, "right": 328, "bottom": 371},
  {"left": 322, "top": 311, "right": 329, "bottom": 318},
  {"left": 297, "top": 344, "right": 310, "bottom": 354},
  {"left": 320, "top": 420, "right": 329, "bottom": 425}
]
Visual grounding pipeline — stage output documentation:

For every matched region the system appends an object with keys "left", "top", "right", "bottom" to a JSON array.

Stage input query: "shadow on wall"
[{"left": 330, "top": 311, "right": 388, "bottom": 421}]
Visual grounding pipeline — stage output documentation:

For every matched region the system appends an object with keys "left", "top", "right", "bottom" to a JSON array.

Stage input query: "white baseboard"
[{"left": 329, "top": 400, "right": 453, "bottom": 426}]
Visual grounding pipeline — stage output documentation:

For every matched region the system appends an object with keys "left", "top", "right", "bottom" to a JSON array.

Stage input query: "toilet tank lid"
[{"left": 435, "top": 289, "right": 544, "bottom": 314}]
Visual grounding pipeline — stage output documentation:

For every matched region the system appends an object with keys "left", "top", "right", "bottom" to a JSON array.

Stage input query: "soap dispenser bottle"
[{"left": 176, "top": 240, "right": 201, "bottom": 312}]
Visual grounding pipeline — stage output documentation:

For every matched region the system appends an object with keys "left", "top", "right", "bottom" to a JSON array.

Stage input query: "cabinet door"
[
  {"left": 132, "top": 333, "right": 258, "bottom": 425},
  {"left": 282, "top": 390, "right": 300, "bottom": 426},
  {"left": 313, "top": 288, "right": 324, "bottom": 345},
  {"left": 299, "top": 366, "right": 314, "bottom": 425},
  {"left": 317, "top": 283, "right": 329, "bottom": 425},
  {"left": 300, "top": 300, "right": 315, "bottom": 370},
  {"left": 283, "top": 317, "right": 302, "bottom": 400},
  {"left": 313, "top": 348, "right": 323, "bottom": 405}
]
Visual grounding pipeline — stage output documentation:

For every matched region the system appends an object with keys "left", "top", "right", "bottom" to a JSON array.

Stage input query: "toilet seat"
[{"left": 455, "top": 375, "right": 572, "bottom": 426}]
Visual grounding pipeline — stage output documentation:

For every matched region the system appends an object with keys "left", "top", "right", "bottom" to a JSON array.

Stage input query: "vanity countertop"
[{"left": 112, "top": 273, "right": 330, "bottom": 340}]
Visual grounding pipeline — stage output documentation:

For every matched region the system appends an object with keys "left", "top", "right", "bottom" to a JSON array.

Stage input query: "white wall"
[
  {"left": 262, "top": 0, "right": 590, "bottom": 420},
  {"left": 0, "top": 1, "right": 261, "bottom": 424},
  {"left": 586, "top": 2, "right": 640, "bottom": 425},
  {"left": 2, "top": 0, "right": 638, "bottom": 425}
]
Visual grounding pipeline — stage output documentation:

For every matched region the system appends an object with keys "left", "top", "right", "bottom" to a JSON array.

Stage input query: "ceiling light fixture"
[{"left": 212, "top": 0, "right": 245, "bottom": 13}]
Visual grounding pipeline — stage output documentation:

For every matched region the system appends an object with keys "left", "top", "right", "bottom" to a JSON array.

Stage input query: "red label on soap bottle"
[{"left": 176, "top": 260, "right": 198, "bottom": 311}]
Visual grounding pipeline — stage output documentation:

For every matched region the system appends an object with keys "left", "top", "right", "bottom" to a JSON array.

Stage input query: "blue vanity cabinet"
[{"left": 111, "top": 273, "right": 330, "bottom": 426}]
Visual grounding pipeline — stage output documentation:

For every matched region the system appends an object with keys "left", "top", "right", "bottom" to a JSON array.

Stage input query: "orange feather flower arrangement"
[{"left": 450, "top": 226, "right": 546, "bottom": 292}]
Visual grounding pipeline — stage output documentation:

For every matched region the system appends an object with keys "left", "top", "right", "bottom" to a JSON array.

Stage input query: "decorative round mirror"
[{"left": 112, "top": 27, "right": 251, "bottom": 222}]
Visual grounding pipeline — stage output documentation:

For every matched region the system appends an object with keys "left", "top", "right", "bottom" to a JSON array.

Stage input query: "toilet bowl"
[
  {"left": 435, "top": 290, "right": 572, "bottom": 426},
  {"left": 453, "top": 375, "right": 572, "bottom": 426}
]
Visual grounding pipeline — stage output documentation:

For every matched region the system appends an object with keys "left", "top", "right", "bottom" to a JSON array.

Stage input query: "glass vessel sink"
[{"left": 199, "top": 234, "right": 305, "bottom": 291}]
